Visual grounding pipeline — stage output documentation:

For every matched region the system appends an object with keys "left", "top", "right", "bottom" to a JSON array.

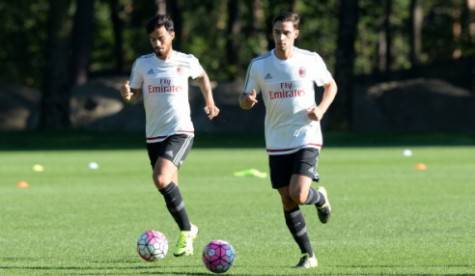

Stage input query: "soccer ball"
[
  {"left": 202, "top": 240, "right": 235, "bottom": 273},
  {"left": 137, "top": 230, "right": 168, "bottom": 261}
]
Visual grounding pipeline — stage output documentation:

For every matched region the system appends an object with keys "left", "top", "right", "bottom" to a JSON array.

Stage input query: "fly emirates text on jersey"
[{"left": 268, "top": 82, "right": 305, "bottom": 100}]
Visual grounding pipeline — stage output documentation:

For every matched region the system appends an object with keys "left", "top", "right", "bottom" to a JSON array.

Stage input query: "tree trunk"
[
  {"left": 467, "top": 0, "right": 475, "bottom": 93},
  {"left": 226, "top": 0, "right": 240, "bottom": 67},
  {"left": 40, "top": 0, "right": 72, "bottom": 129},
  {"left": 249, "top": 0, "right": 267, "bottom": 51},
  {"left": 452, "top": 1, "right": 463, "bottom": 58},
  {"left": 167, "top": 0, "right": 182, "bottom": 51},
  {"left": 70, "top": 0, "right": 94, "bottom": 87},
  {"left": 409, "top": 0, "right": 423, "bottom": 66},
  {"left": 469, "top": 0, "right": 475, "bottom": 42},
  {"left": 156, "top": 0, "right": 166, "bottom": 15},
  {"left": 288, "top": 0, "right": 297, "bottom": 12},
  {"left": 250, "top": 0, "right": 263, "bottom": 36},
  {"left": 110, "top": 0, "right": 124, "bottom": 73},
  {"left": 379, "top": 0, "right": 392, "bottom": 74},
  {"left": 333, "top": 0, "right": 359, "bottom": 130}
]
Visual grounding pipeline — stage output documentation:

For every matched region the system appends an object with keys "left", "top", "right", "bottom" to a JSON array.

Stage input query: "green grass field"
[{"left": 1, "top": 143, "right": 475, "bottom": 275}]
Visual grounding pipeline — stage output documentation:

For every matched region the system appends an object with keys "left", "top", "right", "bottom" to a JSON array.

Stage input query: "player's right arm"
[
  {"left": 239, "top": 61, "right": 259, "bottom": 110},
  {"left": 120, "top": 80, "right": 142, "bottom": 103},
  {"left": 239, "top": 90, "right": 258, "bottom": 110}
]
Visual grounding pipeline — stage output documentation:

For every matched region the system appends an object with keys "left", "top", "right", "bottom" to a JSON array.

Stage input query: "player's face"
[
  {"left": 272, "top": 21, "right": 299, "bottom": 53},
  {"left": 149, "top": 26, "right": 175, "bottom": 59}
]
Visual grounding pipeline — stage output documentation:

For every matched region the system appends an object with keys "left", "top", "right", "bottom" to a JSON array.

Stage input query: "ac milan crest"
[
  {"left": 176, "top": 66, "right": 183, "bottom": 75},
  {"left": 298, "top": 67, "right": 306, "bottom": 77}
]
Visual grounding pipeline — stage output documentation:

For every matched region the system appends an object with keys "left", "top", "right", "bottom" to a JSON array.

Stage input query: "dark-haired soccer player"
[
  {"left": 239, "top": 12, "right": 337, "bottom": 268},
  {"left": 120, "top": 14, "right": 219, "bottom": 257}
]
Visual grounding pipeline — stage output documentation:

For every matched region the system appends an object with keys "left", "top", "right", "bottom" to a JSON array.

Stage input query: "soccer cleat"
[
  {"left": 316, "top": 186, "right": 332, "bottom": 224},
  {"left": 173, "top": 224, "right": 198, "bottom": 257},
  {"left": 295, "top": 253, "right": 318, "bottom": 268}
]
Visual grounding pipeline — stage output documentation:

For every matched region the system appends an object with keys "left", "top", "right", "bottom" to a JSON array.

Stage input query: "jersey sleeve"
[
  {"left": 243, "top": 62, "right": 260, "bottom": 94},
  {"left": 312, "top": 53, "right": 333, "bottom": 86},
  {"left": 188, "top": 55, "right": 205, "bottom": 79},
  {"left": 129, "top": 59, "right": 143, "bottom": 89}
]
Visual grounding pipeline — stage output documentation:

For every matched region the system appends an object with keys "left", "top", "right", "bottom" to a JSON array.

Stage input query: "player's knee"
[
  {"left": 282, "top": 199, "right": 298, "bottom": 210},
  {"left": 153, "top": 172, "right": 171, "bottom": 189},
  {"left": 289, "top": 190, "right": 307, "bottom": 204}
]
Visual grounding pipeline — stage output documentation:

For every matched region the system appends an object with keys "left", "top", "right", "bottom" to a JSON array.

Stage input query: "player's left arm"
[
  {"left": 307, "top": 79, "right": 338, "bottom": 121},
  {"left": 195, "top": 71, "right": 220, "bottom": 120}
]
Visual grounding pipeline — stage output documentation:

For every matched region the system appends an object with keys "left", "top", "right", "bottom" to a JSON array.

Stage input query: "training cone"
[
  {"left": 32, "top": 164, "right": 44, "bottom": 172},
  {"left": 16, "top": 180, "right": 29, "bottom": 189},
  {"left": 415, "top": 163, "right": 428, "bottom": 171}
]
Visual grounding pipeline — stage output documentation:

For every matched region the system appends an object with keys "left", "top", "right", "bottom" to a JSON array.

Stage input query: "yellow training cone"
[{"left": 32, "top": 164, "right": 44, "bottom": 172}]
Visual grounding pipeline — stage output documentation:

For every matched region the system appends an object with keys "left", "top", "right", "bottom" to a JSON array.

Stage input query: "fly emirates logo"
[
  {"left": 148, "top": 79, "right": 183, "bottom": 94},
  {"left": 268, "top": 82, "right": 305, "bottom": 100}
]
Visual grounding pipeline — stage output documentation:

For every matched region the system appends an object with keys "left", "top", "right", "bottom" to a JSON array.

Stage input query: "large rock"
[
  {"left": 353, "top": 78, "right": 475, "bottom": 132},
  {"left": 0, "top": 84, "right": 40, "bottom": 130},
  {"left": 70, "top": 77, "right": 144, "bottom": 131}
]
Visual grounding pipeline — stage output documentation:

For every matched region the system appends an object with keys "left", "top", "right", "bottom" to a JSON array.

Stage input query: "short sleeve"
[
  {"left": 188, "top": 55, "right": 205, "bottom": 79},
  {"left": 243, "top": 62, "right": 260, "bottom": 94},
  {"left": 129, "top": 59, "right": 143, "bottom": 89},
  {"left": 312, "top": 53, "right": 333, "bottom": 86}
]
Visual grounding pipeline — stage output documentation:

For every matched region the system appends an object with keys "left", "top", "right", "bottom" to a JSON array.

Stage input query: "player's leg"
[
  {"left": 153, "top": 157, "right": 191, "bottom": 231},
  {"left": 289, "top": 148, "right": 331, "bottom": 224},
  {"left": 147, "top": 135, "right": 197, "bottom": 256},
  {"left": 270, "top": 154, "right": 316, "bottom": 268}
]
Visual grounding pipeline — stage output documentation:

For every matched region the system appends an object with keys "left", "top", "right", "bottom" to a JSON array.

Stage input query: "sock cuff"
[
  {"left": 284, "top": 206, "right": 300, "bottom": 215},
  {"left": 304, "top": 187, "right": 319, "bottom": 205},
  {"left": 158, "top": 181, "right": 177, "bottom": 195}
]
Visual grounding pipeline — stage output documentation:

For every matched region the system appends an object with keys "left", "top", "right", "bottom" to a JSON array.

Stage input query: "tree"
[
  {"left": 409, "top": 0, "right": 423, "bottom": 66},
  {"left": 155, "top": 0, "right": 166, "bottom": 15},
  {"left": 167, "top": 0, "right": 183, "bottom": 51},
  {"left": 379, "top": 0, "right": 392, "bottom": 74},
  {"left": 469, "top": 0, "right": 475, "bottom": 43},
  {"left": 226, "top": 0, "right": 241, "bottom": 72},
  {"left": 109, "top": 0, "right": 125, "bottom": 73},
  {"left": 40, "top": 0, "right": 72, "bottom": 129},
  {"left": 70, "top": 0, "right": 94, "bottom": 87},
  {"left": 333, "top": 0, "right": 359, "bottom": 129}
]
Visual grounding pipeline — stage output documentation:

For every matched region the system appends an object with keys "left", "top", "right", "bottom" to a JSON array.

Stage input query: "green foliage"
[
  {"left": 0, "top": 1, "right": 49, "bottom": 87},
  {"left": 0, "top": 0, "right": 473, "bottom": 88},
  {"left": 297, "top": 0, "right": 338, "bottom": 71}
]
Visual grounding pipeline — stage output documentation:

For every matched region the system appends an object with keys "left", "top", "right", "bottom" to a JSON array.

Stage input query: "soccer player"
[
  {"left": 239, "top": 12, "right": 337, "bottom": 268},
  {"left": 120, "top": 14, "right": 220, "bottom": 257}
]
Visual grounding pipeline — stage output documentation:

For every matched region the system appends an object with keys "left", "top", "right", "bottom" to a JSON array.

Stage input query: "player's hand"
[
  {"left": 307, "top": 105, "right": 324, "bottom": 121},
  {"left": 204, "top": 105, "right": 220, "bottom": 120},
  {"left": 120, "top": 80, "right": 133, "bottom": 102},
  {"left": 240, "top": 90, "right": 258, "bottom": 110}
]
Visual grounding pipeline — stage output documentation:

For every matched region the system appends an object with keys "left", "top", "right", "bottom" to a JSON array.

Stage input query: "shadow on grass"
[
  {"left": 2, "top": 264, "right": 472, "bottom": 275},
  {"left": 0, "top": 265, "right": 248, "bottom": 276}
]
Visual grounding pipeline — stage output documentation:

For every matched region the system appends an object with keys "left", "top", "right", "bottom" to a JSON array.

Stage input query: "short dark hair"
[
  {"left": 272, "top": 12, "right": 300, "bottom": 29},
  {"left": 146, "top": 14, "right": 174, "bottom": 34}
]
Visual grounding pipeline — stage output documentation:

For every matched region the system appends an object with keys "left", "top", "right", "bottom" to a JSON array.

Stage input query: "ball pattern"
[
  {"left": 202, "top": 240, "right": 235, "bottom": 273},
  {"left": 137, "top": 230, "right": 168, "bottom": 261}
]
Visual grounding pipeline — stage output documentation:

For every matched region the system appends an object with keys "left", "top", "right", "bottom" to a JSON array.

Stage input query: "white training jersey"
[
  {"left": 243, "top": 47, "right": 333, "bottom": 155},
  {"left": 129, "top": 51, "right": 204, "bottom": 143}
]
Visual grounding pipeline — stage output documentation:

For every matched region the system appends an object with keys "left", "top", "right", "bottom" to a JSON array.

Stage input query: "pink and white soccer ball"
[
  {"left": 137, "top": 230, "right": 168, "bottom": 261},
  {"left": 202, "top": 240, "right": 235, "bottom": 273}
]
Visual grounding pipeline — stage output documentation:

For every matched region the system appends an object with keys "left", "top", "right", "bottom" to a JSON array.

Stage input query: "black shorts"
[
  {"left": 146, "top": 134, "right": 194, "bottom": 168},
  {"left": 268, "top": 148, "right": 320, "bottom": 189}
]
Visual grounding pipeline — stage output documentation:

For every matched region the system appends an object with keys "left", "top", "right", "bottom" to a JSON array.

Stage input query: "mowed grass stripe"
[{"left": 0, "top": 147, "right": 474, "bottom": 275}]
